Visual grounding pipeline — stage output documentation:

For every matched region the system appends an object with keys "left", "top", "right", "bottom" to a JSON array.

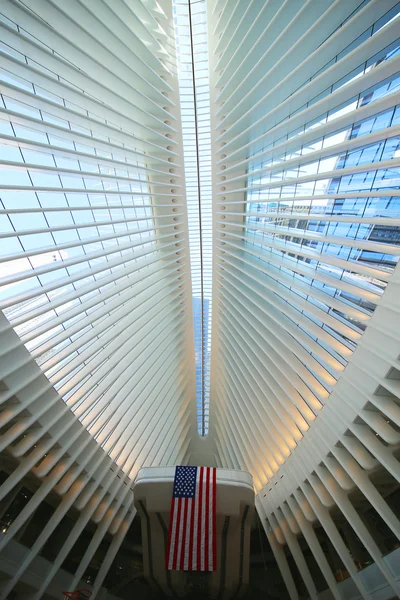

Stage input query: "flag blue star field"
[{"left": 166, "top": 466, "right": 216, "bottom": 571}]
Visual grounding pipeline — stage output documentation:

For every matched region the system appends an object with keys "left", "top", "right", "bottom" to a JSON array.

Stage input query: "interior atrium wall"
[
  {"left": 0, "top": 0, "right": 196, "bottom": 597},
  {"left": 0, "top": 1, "right": 399, "bottom": 599},
  {"left": 208, "top": 1, "right": 400, "bottom": 598}
]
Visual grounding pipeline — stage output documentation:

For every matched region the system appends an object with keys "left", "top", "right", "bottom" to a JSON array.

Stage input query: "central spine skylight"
[{"left": 173, "top": 0, "right": 212, "bottom": 435}]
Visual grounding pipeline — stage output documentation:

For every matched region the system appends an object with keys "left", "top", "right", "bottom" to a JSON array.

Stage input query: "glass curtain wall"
[{"left": 245, "top": 7, "right": 400, "bottom": 397}]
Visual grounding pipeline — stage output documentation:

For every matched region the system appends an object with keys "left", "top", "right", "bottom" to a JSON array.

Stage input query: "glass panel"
[{"left": 173, "top": 0, "right": 212, "bottom": 435}]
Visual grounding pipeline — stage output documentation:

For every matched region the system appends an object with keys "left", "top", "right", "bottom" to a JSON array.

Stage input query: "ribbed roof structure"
[{"left": 0, "top": 1, "right": 399, "bottom": 599}]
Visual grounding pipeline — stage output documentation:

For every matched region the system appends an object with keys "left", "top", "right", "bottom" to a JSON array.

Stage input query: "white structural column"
[
  {"left": 0, "top": 0, "right": 196, "bottom": 598},
  {"left": 208, "top": 0, "right": 400, "bottom": 598}
]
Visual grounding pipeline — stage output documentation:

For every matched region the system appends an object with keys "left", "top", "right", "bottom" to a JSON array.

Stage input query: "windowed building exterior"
[{"left": 0, "top": 1, "right": 399, "bottom": 599}]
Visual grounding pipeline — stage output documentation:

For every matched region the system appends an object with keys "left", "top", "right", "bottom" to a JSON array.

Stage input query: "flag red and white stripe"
[{"left": 166, "top": 466, "right": 216, "bottom": 571}]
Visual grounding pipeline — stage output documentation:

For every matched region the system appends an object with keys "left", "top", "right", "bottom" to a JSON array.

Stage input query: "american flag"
[{"left": 165, "top": 466, "right": 216, "bottom": 571}]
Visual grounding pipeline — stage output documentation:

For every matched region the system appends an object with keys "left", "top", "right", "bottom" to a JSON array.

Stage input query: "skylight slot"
[{"left": 173, "top": 0, "right": 212, "bottom": 435}]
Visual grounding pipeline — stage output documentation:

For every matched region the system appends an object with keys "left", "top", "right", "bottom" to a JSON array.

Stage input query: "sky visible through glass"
[
  {"left": 0, "top": 19, "right": 161, "bottom": 453},
  {"left": 173, "top": 0, "right": 212, "bottom": 435},
  {"left": 243, "top": 10, "right": 400, "bottom": 394}
]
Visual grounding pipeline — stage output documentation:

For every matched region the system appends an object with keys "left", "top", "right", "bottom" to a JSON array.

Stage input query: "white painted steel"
[
  {"left": 0, "top": 1, "right": 400, "bottom": 599},
  {"left": 0, "top": 0, "right": 196, "bottom": 598},
  {"left": 208, "top": 0, "right": 400, "bottom": 598}
]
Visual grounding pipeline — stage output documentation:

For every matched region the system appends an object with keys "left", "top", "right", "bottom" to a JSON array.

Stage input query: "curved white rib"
[
  {"left": 209, "top": 1, "right": 400, "bottom": 598},
  {"left": 0, "top": 1, "right": 196, "bottom": 598}
]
